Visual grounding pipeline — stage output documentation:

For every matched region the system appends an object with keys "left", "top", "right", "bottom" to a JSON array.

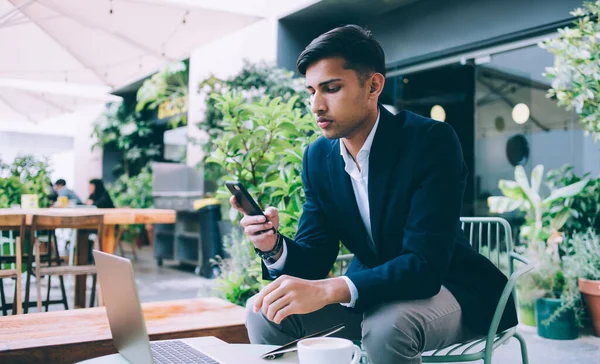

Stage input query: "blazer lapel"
[
  {"left": 327, "top": 140, "right": 376, "bottom": 261},
  {"left": 368, "top": 106, "right": 405, "bottom": 256}
]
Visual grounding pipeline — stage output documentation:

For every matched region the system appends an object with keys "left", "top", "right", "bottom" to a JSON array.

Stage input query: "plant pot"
[
  {"left": 535, "top": 298, "right": 579, "bottom": 340},
  {"left": 518, "top": 302, "right": 536, "bottom": 327},
  {"left": 578, "top": 278, "right": 600, "bottom": 337}
]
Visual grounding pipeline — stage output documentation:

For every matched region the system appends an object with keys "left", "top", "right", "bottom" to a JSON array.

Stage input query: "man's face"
[
  {"left": 305, "top": 57, "right": 371, "bottom": 140},
  {"left": 55, "top": 185, "right": 63, "bottom": 191}
]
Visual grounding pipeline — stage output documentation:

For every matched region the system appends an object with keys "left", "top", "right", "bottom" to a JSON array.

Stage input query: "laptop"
[{"left": 92, "top": 250, "right": 223, "bottom": 364}]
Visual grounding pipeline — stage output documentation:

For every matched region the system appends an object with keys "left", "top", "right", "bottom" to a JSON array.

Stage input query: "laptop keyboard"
[{"left": 151, "top": 340, "right": 221, "bottom": 364}]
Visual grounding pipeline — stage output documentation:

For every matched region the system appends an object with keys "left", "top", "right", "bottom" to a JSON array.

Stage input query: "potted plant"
[
  {"left": 530, "top": 232, "right": 580, "bottom": 340},
  {"left": 563, "top": 229, "right": 600, "bottom": 336},
  {"left": 206, "top": 92, "right": 317, "bottom": 306},
  {"left": 488, "top": 164, "right": 589, "bottom": 326}
]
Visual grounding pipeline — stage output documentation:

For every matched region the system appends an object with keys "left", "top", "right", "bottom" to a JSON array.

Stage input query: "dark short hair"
[
  {"left": 296, "top": 24, "right": 386, "bottom": 84},
  {"left": 55, "top": 179, "right": 66, "bottom": 186}
]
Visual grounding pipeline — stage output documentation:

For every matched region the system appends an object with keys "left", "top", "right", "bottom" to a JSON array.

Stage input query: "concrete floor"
[{"left": 2, "top": 246, "right": 600, "bottom": 363}]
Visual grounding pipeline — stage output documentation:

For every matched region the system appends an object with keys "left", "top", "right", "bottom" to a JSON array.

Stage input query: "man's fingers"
[
  {"left": 229, "top": 196, "right": 243, "bottom": 212},
  {"left": 273, "top": 305, "right": 293, "bottom": 325},
  {"left": 253, "top": 278, "right": 282, "bottom": 313},
  {"left": 240, "top": 215, "right": 268, "bottom": 228},
  {"left": 266, "top": 294, "right": 292, "bottom": 322},
  {"left": 264, "top": 207, "right": 278, "bottom": 217},
  {"left": 261, "top": 285, "right": 289, "bottom": 317},
  {"left": 245, "top": 222, "right": 274, "bottom": 235},
  {"left": 250, "top": 231, "right": 276, "bottom": 250}
]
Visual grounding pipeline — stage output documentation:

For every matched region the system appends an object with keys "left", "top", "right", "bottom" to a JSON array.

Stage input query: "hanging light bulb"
[
  {"left": 512, "top": 103, "right": 530, "bottom": 125},
  {"left": 430, "top": 105, "right": 446, "bottom": 122}
]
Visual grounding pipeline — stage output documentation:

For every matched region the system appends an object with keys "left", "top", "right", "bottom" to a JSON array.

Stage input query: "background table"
[{"left": 0, "top": 208, "right": 176, "bottom": 308}]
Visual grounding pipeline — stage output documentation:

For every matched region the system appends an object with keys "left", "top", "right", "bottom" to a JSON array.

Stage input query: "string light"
[
  {"left": 430, "top": 105, "right": 446, "bottom": 122},
  {"left": 512, "top": 103, "right": 530, "bottom": 125}
]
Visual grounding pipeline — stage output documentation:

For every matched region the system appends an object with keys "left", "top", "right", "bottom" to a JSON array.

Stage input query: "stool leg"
[
  {"left": 23, "top": 239, "right": 34, "bottom": 314},
  {"left": 12, "top": 278, "right": 19, "bottom": 315},
  {"left": 52, "top": 231, "right": 69, "bottom": 310},
  {"left": 58, "top": 275, "right": 69, "bottom": 310},
  {"left": 0, "top": 278, "right": 7, "bottom": 316},
  {"left": 118, "top": 239, "right": 125, "bottom": 258},
  {"left": 90, "top": 274, "right": 97, "bottom": 308},
  {"left": 131, "top": 240, "right": 138, "bottom": 261},
  {"left": 45, "top": 275, "right": 52, "bottom": 312}
]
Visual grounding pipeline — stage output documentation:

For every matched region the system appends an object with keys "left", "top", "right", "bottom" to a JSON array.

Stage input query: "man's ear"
[{"left": 369, "top": 73, "right": 385, "bottom": 98}]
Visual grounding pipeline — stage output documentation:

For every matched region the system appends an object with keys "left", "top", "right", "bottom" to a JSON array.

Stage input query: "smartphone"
[
  {"left": 225, "top": 181, "right": 266, "bottom": 217},
  {"left": 226, "top": 181, "right": 275, "bottom": 236}
]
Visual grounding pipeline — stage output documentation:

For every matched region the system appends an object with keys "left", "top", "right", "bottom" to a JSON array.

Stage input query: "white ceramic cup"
[{"left": 297, "top": 337, "right": 362, "bottom": 364}]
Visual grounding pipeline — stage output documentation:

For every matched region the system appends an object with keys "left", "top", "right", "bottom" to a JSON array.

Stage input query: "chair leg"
[
  {"left": 514, "top": 332, "right": 529, "bottom": 364},
  {"left": 12, "top": 277, "right": 19, "bottom": 315},
  {"left": 50, "top": 231, "right": 69, "bottom": 310},
  {"left": 131, "top": 240, "right": 138, "bottom": 261},
  {"left": 24, "top": 239, "right": 34, "bottom": 314},
  {"left": 90, "top": 274, "right": 97, "bottom": 308},
  {"left": 0, "top": 278, "right": 7, "bottom": 316},
  {"left": 35, "top": 239, "right": 42, "bottom": 312},
  {"left": 45, "top": 275, "right": 52, "bottom": 312},
  {"left": 118, "top": 239, "right": 125, "bottom": 258},
  {"left": 58, "top": 275, "right": 69, "bottom": 310},
  {"left": 14, "top": 237, "right": 22, "bottom": 315}
]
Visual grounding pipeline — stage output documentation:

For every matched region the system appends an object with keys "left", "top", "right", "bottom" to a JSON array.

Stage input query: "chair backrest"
[
  {"left": 334, "top": 217, "right": 516, "bottom": 278},
  {"left": 31, "top": 214, "right": 105, "bottom": 251},
  {"left": 31, "top": 214, "right": 104, "bottom": 230},
  {"left": 459, "top": 217, "right": 514, "bottom": 277},
  {"left": 0, "top": 215, "right": 26, "bottom": 262},
  {"left": 0, "top": 214, "right": 26, "bottom": 230}
]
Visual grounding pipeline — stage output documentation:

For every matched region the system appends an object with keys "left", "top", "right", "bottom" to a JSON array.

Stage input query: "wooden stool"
[
  {"left": 0, "top": 214, "right": 26, "bottom": 315},
  {"left": 24, "top": 214, "right": 104, "bottom": 312}
]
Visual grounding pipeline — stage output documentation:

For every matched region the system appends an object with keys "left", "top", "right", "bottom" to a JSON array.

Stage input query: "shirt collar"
[{"left": 340, "top": 109, "right": 381, "bottom": 160}]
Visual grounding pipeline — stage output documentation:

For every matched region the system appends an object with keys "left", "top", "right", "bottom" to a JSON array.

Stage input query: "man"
[
  {"left": 231, "top": 25, "right": 517, "bottom": 364},
  {"left": 54, "top": 179, "right": 83, "bottom": 205}
]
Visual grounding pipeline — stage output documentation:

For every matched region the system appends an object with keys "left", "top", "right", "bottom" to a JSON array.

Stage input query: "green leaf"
[
  {"left": 543, "top": 179, "right": 590, "bottom": 205},
  {"left": 227, "top": 134, "right": 245, "bottom": 151},
  {"left": 530, "top": 165, "right": 544, "bottom": 194},
  {"left": 262, "top": 179, "right": 289, "bottom": 191},
  {"left": 498, "top": 180, "right": 527, "bottom": 201},
  {"left": 278, "top": 122, "right": 298, "bottom": 134},
  {"left": 488, "top": 196, "right": 523, "bottom": 213},
  {"left": 551, "top": 208, "right": 571, "bottom": 231}
]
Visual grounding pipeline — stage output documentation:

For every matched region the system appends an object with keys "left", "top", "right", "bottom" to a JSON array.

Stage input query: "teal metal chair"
[{"left": 334, "top": 217, "right": 533, "bottom": 364}]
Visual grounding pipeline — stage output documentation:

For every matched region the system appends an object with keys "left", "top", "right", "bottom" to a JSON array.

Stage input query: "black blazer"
[{"left": 264, "top": 107, "right": 517, "bottom": 335}]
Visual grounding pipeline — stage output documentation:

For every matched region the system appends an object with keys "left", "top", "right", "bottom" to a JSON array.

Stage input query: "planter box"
[{"left": 535, "top": 298, "right": 578, "bottom": 340}]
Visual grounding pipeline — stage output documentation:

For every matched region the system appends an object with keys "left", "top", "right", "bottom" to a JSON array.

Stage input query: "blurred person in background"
[
  {"left": 47, "top": 181, "right": 58, "bottom": 206},
  {"left": 54, "top": 178, "right": 83, "bottom": 205},
  {"left": 86, "top": 178, "right": 115, "bottom": 208}
]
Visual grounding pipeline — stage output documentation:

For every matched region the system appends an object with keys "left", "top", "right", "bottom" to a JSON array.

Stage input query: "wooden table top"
[
  {"left": 0, "top": 208, "right": 176, "bottom": 225},
  {"left": 0, "top": 298, "right": 246, "bottom": 352}
]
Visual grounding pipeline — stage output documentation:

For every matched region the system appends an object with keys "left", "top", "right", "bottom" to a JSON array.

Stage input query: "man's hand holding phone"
[
  {"left": 229, "top": 195, "right": 282, "bottom": 258},
  {"left": 227, "top": 183, "right": 351, "bottom": 324}
]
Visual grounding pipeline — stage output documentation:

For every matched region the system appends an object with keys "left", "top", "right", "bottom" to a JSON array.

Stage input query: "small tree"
[
  {"left": 207, "top": 93, "right": 318, "bottom": 305},
  {"left": 198, "top": 61, "right": 310, "bottom": 194}
]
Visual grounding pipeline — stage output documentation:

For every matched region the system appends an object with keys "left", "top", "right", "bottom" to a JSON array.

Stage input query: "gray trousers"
[{"left": 246, "top": 286, "right": 474, "bottom": 364}]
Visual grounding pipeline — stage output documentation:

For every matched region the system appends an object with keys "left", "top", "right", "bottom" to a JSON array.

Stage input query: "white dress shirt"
[{"left": 266, "top": 110, "right": 381, "bottom": 308}]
